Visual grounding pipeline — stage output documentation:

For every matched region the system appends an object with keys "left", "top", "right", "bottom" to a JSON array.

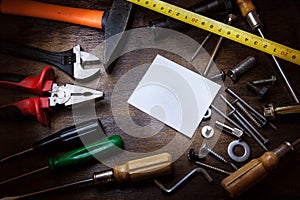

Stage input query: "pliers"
[
  {"left": 0, "top": 40, "right": 100, "bottom": 80},
  {"left": 0, "top": 66, "right": 104, "bottom": 126}
]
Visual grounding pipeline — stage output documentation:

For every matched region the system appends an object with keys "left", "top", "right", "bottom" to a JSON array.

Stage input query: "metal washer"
[{"left": 227, "top": 140, "right": 250, "bottom": 162}]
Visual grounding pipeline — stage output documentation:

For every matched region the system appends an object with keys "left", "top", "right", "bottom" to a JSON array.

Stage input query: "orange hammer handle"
[{"left": 0, "top": 0, "right": 105, "bottom": 29}]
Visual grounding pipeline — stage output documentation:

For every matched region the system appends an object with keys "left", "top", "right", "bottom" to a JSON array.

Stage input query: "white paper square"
[{"left": 127, "top": 55, "right": 220, "bottom": 138}]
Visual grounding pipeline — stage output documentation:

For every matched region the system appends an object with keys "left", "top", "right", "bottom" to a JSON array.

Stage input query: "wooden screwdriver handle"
[
  {"left": 113, "top": 153, "right": 173, "bottom": 183},
  {"left": 221, "top": 152, "right": 279, "bottom": 198},
  {"left": 235, "top": 0, "right": 256, "bottom": 17},
  {"left": 0, "top": 0, "right": 105, "bottom": 29}
]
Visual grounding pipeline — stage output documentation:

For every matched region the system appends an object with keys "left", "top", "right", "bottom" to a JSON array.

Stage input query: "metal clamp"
[{"left": 227, "top": 140, "right": 251, "bottom": 162}]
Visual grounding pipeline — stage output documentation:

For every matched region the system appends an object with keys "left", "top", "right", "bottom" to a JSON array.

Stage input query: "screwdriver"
[
  {"left": 1, "top": 153, "right": 172, "bottom": 200},
  {"left": 0, "top": 135, "right": 123, "bottom": 185},
  {"left": 0, "top": 119, "right": 104, "bottom": 163},
  {"left": 221, "top": 137, "right": 300, "bottom": 198},
  {"left": 235, "top": 0, "right": 299, "bottom": 103}
]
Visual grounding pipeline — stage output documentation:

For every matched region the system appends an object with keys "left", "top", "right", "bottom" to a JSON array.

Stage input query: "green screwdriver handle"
[{"left": 48, "top": 135, "right": 123, "bottom": 170}]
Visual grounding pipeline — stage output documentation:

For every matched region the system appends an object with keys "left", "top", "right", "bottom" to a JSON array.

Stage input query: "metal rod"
[
  {"left": 203, "top": 36, "right": 224, "bottom": 76},
  {"left": 190, "top": 32, "right": 212, "bottom": 62},
  {"left": 203, "top": 14, "right": 237, "bottom": 77},
  {"left": 257, "top": 28, "right": 299, "bottom": 103},
  {"left": 225, "top": 87, "right": 266, "bottom": 122},
  {"left": 225, "top": 87, "right": 278, "bottom": 130},
  {"left": 0, "top": 166, "right": 49, "bottom": 185},
  {"left": 210, "top": 105, "right": 244, "bottom": 132},
  {"left": 234, "top": 109, "right": 269, "bottom": 144},
  {"left": 220, "top": 95, "right": 269, "bottom": 151},
  {"left": 1, "top": 178, "right": 94, "bottom": 200},
  {"left": 0, "top": 148, "right": 33, "bottom": 164}
]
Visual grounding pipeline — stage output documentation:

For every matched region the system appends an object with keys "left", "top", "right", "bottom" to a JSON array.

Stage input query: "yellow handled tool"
[
  {"left": 1, "top": 153, "right": 173, "bottom": 200},
  {"left": 127, "top": 0, "right": 300, "bottom": 65}
]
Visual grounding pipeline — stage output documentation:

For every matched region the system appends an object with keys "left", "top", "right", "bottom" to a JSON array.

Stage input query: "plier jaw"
[
  {"left": 49, "top": 83, "right": 104, "bottom": 106},
  {"left": 0, "top": 66, "right": 104, "bottom": 126}
]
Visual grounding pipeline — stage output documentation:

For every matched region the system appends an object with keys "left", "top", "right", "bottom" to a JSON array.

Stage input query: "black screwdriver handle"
[{"left": 32, "top": 119, "right": 105, "bottom": 151}]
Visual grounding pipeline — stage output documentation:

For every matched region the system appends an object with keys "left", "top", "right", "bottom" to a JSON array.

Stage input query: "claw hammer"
[{"left": 0, "top": 0, "right": 133, "bottom": 73}]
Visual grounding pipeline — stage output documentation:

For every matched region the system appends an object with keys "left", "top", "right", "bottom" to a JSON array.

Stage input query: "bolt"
[
  {"left": 246, "top": 82, "right": 269, "bottom": 100},
  {"left": 208, "top": 70, "right": 225, "bottom": 81},
  {"left": 199, "top": 144, "right": 238, "bottom": 170},
  {"left": 214, "top": 120, "right": 244, "bottom": 138},
  {"left": 252, "top": 75, "right": 277, "bottom": 86},
  {"left": 227, "top": 56, "right": 256, "bottom": 81}
]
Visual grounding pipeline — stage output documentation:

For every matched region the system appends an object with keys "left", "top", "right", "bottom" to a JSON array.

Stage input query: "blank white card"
[{"left": 128, "top": 55, "right": 220, "bottom": 138}]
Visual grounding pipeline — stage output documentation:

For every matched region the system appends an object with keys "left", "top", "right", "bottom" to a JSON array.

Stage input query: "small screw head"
[
  {"left": 270, "top": 75, "right": 278, "bottom": 85},
  {"left": 220, "top": 70, "right": 226, "bottom": 81},
  {"left": 201, "top": 126, "right": 214, "bottom": 139}
]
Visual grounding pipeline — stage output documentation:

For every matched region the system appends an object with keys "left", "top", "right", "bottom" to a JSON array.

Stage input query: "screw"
[
  {"left": 233, "top": 99, "right": 263, "bottom": 128},
  {"left": 203, "top": 14, "right": 237, "bottom": 77},
  {"left": 201, "top": 126, "right": 214, "bottom": 139},
  {"left": 246, "top": 82, "right": 269, "bottom": 100},
  {"left": 199, "top": 144, "right": 238, "bottom": 170},
  {"left": 220, "top": 95, "right": 270, "bottom": 151},
  {"left": 227, "top": 56, "right": 256, "bottom": 81},
  {"left": 252, "top": 75, "right": 277, "bottom": 86},
  {"left": 208, "top": 70, "right": 225, "bottom": 81},
  {"left": 187, "top": 149, "right": 233, "bottom": 175}
]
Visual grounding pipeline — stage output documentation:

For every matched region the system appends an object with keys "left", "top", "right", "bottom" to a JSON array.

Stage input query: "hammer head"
[{"left": 103, "top": 0, "right": 133, "bottom": 74}]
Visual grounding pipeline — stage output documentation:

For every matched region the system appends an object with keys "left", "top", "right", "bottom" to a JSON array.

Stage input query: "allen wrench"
[{"left": 154, "top": 168, "right": 213, "bottom": 194}]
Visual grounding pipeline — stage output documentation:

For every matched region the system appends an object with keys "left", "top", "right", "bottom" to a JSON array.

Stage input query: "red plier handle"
[
  {"left": 0, "top": 66, "right": 55, "bottom": 95},
  {"left": 0, "top": 97, "right": 50, "bottom": 126},
  {"left": 0, "top": 66, "right": 55, "bottom": 126}
]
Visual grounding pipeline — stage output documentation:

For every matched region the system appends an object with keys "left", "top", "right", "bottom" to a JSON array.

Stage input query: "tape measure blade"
[{"left": 127, "top": 0, "right": 300, "bottom": 65}]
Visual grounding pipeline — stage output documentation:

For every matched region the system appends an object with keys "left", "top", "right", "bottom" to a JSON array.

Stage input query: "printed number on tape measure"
[{"left": 127, "top": 0, "right": 300, "bottom": 65}]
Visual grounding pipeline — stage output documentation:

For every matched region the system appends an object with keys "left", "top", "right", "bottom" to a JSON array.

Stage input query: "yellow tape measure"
[{"left": 127, "top": 0, "right": 300, "bottom": 65}]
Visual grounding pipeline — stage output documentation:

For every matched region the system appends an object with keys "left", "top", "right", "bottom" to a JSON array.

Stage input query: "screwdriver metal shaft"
[
  {"left": 0, "top": 148, "right": 33, "bottom": 164},
  {"left": 1, "top": 153, "right": 173, "bottom": 200},
  {"left": 235, "top": 0, "right": 299, "bottom": 103},
  {"left": 0, "top": 135, "right": 123, "bottom": 185},
  {"left": 0, "top": 119, "right": 104, "bottom": 164}
]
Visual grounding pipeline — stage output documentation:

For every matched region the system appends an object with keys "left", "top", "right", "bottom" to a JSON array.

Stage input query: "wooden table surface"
[{"left": 1, "top": 0, "right": 300, "bottom": 199}]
